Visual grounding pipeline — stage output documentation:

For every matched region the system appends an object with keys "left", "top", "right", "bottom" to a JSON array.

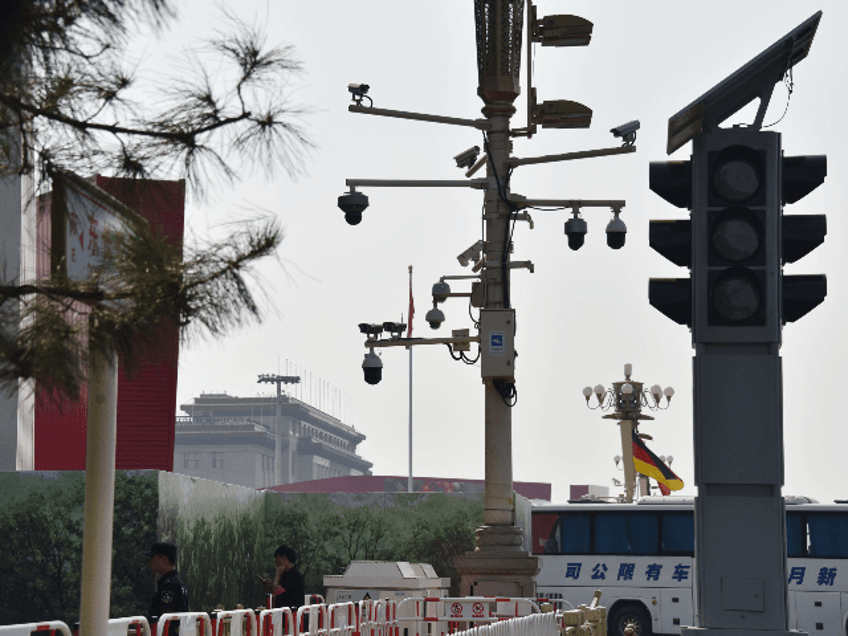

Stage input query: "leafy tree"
[
  {"left": 263, "top": 495, "right": 336, "bottom": 595},
  {"left": 0, "top": 0, "right": 312, "bottom": 398},
  {"left": 0, "top": 474, "right": 85, "bottom": 624},
  {"left": 386, "top": 495, "right": 483, "bottom": 596},
  {"left": 110, "top": 471, "right": 159, "bottom": 619},
  {"left": 0, "top": 471, "right": 160, "bottom": 625},
  {"left": 262, "top": 493, "right": 483, "bottom": 599},
  {"left": 330, "top": 505, "right": 394, "bottom": 564}
]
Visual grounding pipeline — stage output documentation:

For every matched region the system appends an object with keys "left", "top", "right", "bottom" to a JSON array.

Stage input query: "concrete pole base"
[
  {"left": 474, "top": 524, "right": 525, "bottom": 551},
  {"left": 455, "top": 526, "right": 540, "bottom": 597}
]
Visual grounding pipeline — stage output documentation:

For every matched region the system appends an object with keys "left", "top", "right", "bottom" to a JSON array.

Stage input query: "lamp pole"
[
  {"left": 257, "top": 374, "right": 301, "bottom": 485},
  {"left": 453, "top": 0, "right": 539, "bottom": 597},
  {"left": 583, "top": 363, "right": 674, "bottom": 502},
  {"left": 343, "top": 0, "right": 638, "bottom": 598}
]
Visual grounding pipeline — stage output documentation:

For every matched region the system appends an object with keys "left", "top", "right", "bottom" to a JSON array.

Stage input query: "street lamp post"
[
  {"left": 583, "top": 363, "right": 673, "bottom": 502},
  {"left": 452, "top": 0, "right": 534, "bottom": 597},
  {"left": 342, "top": 0, "right": 639, "bottom": 598},
  {"left": 257, "top": 373, "right": 301, "bottom": 485}
]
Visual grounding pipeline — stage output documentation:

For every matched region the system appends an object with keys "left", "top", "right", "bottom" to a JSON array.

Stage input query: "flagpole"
[{"left": 407, "top": 265, "right": 414, "bottom": 494}]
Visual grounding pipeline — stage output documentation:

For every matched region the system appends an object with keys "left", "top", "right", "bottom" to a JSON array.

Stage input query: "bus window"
[
  {"left": 534, "top": 512, "right": 559, "bottom": 555},
  {"left": 560, "top": 513, "right": 590, "bottom": 554},
  {"left": 595, "top": 513, "right": 658, "bottom": 555},
  {"left": 786, "top": 512, "right": 804, "bottom": 558},
  {"left": 808, "top": 514, "right": 848, "bottom": 558},
  {"left": 661, "top": 512, "right": 694, "bottom": 556}
]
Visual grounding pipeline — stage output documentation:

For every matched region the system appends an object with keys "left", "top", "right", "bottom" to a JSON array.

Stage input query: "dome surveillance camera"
[
  {"left": 431, "top": 281, "right": 451, "bottom": 304},
  {"left": 425, "top": 307, "right": 445, "bottom": 330},
  {"left": 338, "top": 190, "right": 369, "bottom": 225},
  {"left": 564, "top": 216, "right": 587, "bottom": 251},
  {"left": 362, "top": 351, "right": 382, "bottom": 385},
  {"left": 606, "top": 215, "right": 626, "bottom": 250}
]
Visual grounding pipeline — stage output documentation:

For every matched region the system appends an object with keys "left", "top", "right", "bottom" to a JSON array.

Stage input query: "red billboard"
[{"left": 34, "top": 176, "right": 185, "bottom": 470}]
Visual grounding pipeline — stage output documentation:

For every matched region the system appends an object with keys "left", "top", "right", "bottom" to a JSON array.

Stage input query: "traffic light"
[
  {"left": 692, "top": 128, "right": 781, "bottom": 343},
  {"left": 781, "top": 155, "right": 827, "bottom": 322},
  {"left": 648, "top": 160, "right": 692, "bottom": 326},
  {"left": 649, "top": 128, "right": 827, "bottom": 343}
]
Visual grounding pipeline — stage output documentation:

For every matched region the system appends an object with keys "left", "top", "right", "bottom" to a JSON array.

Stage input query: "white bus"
[{"left": 532, "top": 497, "right": 848, "bottom": 636}]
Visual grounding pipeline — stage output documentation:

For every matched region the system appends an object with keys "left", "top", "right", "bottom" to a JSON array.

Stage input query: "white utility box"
[{"left": 324, "top": 561, "right": 450, "bottom": 604}]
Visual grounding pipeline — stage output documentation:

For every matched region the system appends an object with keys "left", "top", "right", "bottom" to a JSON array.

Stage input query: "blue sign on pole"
[{"left": 489, "top": 332, "right": 504, "bottom": 355}]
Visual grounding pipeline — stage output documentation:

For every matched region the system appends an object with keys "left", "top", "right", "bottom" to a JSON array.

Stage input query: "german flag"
[{"left": 632, "top": 435, "right": 683, "bottom": 492}]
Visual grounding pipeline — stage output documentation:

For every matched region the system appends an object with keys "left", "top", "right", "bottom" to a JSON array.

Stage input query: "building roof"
[{"left": 261, "top": 475, "right": 550, "bottom": 500}]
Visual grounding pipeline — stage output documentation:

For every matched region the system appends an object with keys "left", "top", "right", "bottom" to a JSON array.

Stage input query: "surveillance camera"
[
  {"left": 362, "top": 351, "right": 383, "bottom": 385},
  {"left": 564, "top": 216, "right": 587, "bottom": 251},
  {"left": 610, "top": 120, "right": 640, "bottom": 145},
  {"left": 431, "top": 281, "right": 451, "bottom": 304},
  {"left": 382, "top": 321, "right": 407, "bottom": 337},
  {"left": 338, "top": 190, "right": 369, "bottom": 225},
  {"left": 453, "top": 146, "right": 481, "bottom": 170},
  {"left": 457, "top": 240, "right": 484, "bottom": 267},
  {"left": 425, "top": 307, "right": 445, "bottom": 330},
  {"left": 358, "top": 323, "right": 383, "bottom": 336},
  {"left": 606, "top": 214, "right": 626, "bottom": 250},
  {"left": 348, "top": 83, "right": 370, "bottom": 97}
]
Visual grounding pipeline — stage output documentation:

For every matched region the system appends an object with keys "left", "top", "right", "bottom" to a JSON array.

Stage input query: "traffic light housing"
[
  {"left": 781, "top": 155, "right": 827, "bottom": 323},
  {"left": 649, "top": 128, "right": 827, "bottom": 343},
  {"left": 648, "top": 161, "right": 692, "bottom": 326},
  {"left": 693, "top": 128, "right": 779, "bottom": 343}
]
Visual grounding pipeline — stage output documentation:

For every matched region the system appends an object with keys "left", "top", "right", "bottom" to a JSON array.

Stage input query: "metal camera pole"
[
  {"left": 342, "top": 0, "right": 637, "bottom": 598},
  {"left": 454, "top": 0, "right": 539, "bottom": 597}
]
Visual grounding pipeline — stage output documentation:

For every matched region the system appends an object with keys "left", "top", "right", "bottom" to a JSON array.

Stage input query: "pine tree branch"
[{"left": 0, "top": 92, "right": 252, "bottom": 141}]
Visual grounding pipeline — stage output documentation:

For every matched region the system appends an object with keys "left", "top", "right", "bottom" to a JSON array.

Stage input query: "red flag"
[
  {"left": 407, "top": 281, "right": 414, "bottom": 337},
  {"left": 632, "top": 435, "right": 683, "bottom": 491}
]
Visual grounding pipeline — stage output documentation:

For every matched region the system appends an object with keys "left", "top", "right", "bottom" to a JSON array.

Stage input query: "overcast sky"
[{"left": 145, "top": 1, "right": 848, "bottom": 504}]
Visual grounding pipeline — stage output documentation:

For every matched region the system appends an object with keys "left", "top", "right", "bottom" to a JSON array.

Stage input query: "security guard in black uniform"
[{"left": 144, "top": 541, "right": 188, "bottom": 636}]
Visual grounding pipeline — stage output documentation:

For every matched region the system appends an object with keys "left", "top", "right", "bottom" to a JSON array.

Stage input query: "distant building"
[{"left": 174, "top": 392, "right": 373, "bottom": 489}]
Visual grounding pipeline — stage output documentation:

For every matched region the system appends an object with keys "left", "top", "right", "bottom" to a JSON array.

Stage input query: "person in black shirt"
[
  {"left": 144, "top": 541, "right": 189, "bottom": 636},
  {"left": 260, "top": 545, "right": 305, "bottom": 610}
]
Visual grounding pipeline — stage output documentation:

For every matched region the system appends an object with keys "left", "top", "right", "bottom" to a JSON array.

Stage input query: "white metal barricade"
[
  {"left": 296, "top": 603, "right": 329, "bottom": 636},
  {"left": 325, "top": 603, "right": 359, "bottom": 636},
  {"left": 356, "top": 599, "right": 398, "bottom": 636},
  {"left": 447, "top": 612, "right": 559, "bottom": 636},
  {"left": 0, "top": 622, "right": 72, "bottom": 636},
  {"left": 157, "top": 612, "right": 214, "bottom": 636},
  {"left": 212, "top": 610, "right": 258, "bottom": 636},
  {"left": 258, "top": 608, "right": 295, "bottom": 636},
  {"left": 371, "top": 600, "right": 397, "bottom": 636},
  {"left": 108, "top": 616, "right": 152, "bottom": 636},
  {"left": 396, "top": 597, "right": 542, "bottom": 636}
]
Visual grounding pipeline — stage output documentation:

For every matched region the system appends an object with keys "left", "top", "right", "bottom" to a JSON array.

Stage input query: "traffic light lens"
[
  {"left": 711, "top": 146, "right": 763, "bottom": 203},
  {"left": 711, "top": 210, "right": 762, "bottom": 263},
  {"left": 712, "top": 269, "right": 762, "bottom": 322}
]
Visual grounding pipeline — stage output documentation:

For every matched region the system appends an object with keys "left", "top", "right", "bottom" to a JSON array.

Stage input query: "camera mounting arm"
[
  {"left": 508, "top": 196, "right": 626, "bottom": 211},
  {"left": 346, "top": 178, "right": 488, "bottom": 190},
  {"left": 507, "top": 144, "right": 635, "bottom": 168},
  {"left": 363, "top": 334, "right": 480, "bottom": 350},
  {"left": 349, "top": 103, "right": 490, "bottom": 131}
]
